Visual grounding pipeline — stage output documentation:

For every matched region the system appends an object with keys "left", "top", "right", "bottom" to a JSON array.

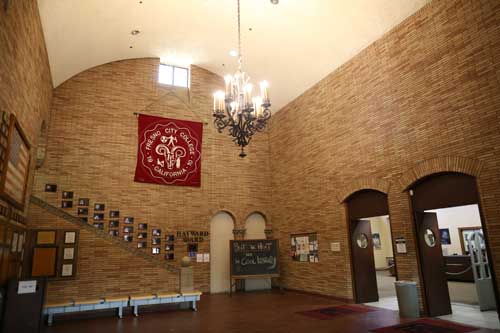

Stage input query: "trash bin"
[{"left": 394, "top": 281, "right": 420, "bottom": 318}]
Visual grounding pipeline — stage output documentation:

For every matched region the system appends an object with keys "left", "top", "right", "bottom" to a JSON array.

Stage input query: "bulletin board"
[{"left": 290, "top": 233, "right": 319, "bottom": 263}]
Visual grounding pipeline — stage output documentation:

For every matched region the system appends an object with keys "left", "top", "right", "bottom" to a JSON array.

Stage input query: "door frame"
[
  {"left": 344, "top": 189, "right": 397, "bottom": 303},
  {"left": 408, "top": 172, "right": 500, "bottom": 318}
]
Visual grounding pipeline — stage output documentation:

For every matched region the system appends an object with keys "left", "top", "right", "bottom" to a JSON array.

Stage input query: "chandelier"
[{"left": 212, "top": 0, "right": 271, "bottom": 158}]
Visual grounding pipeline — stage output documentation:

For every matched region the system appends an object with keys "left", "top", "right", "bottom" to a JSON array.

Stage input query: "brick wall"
[
  {"left": 0, "top": 0, "right": 52, "bottom": 283},
  {"left": 268, "top": 0, "right": 500, "bottom": 308},
  {"left": 29, "top": 58, "right": 272, "bottom": 301}
]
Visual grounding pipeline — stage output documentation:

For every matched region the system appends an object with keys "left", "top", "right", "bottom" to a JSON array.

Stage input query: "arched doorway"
[
  {"left": 244, "top": 212, "right": 270, "bottom": 291},
  {"left": 210, "top": 211, "right": 235, "bottom": 293},
  {"left": 409, "top": 172, "right": 499, "bottom": 317},
  {"left": 345, "top": 189, "right": 396, "bottom": 303}
]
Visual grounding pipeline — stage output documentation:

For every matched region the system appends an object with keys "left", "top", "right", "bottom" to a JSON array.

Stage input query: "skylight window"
[{"left": 158, "top": 64, "right": 189, "bottom": 88}]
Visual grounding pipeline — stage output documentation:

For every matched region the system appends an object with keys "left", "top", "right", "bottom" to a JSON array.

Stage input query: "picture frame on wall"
[
  {"left": 459, "top": 226, "right": 483, "bottom": 255},
  {"left": 165, "top": 253, "right": 174, "bottom": 260},
  {"left": 137, "top": 232, "right": 147, "bottom": 239},
  {"left": 93, "top": 213, "right": 104, "bottom": 221},
  {"left": 152, "top": 247, "right": 160, "bottom": 255},
  {"left": 123, "top": 235, "right": 133, "bottom": 242},
  {"left": 78, "top": 198, "right": 89, "bottom": 206},
  {"left": 45, "top": 184, "right": 57, "bottom": 192},
  {"left": 152, "top": 229, "right": 161, "bottom": 236},
  {"left": 109, "top": 210, "right": 119, "bottom": 218},
  {"left": 77, "top": 207, "right": 88, "bottom": 215},
  {"left": 94, "top": 203, "right": 105, "bottom": 211},
  {"left": 62, "top": 191, "right": 73, "bottom": 199},
  {"left": 109, "top": 220, "right": 119, "bottom": 228},
  {"left": 108, "top": 230, "right": 118, "bottom": 237},
  {"left": 138, "top": 223, "right": 148, "bottom": 230},
  {"left": 372, "top": 233, "right": 381, "bottom": 249},
  {"left": 124, "top": 217, "right": 134, "bottom": 224},
  {"left": 0, "top": 114, "right": 31, "bottom": 210},
  {"left": 439, "top": 228, "right": 451, "bottom": 245},
  {"left": 123, "top": 226, "right": 134, "bottom": 233},
  {"left": 63, "top": 247, "right": 75, "bottom": 260},
  {"left": 166, "top": 234, "right": 175, "bottom": 242},
  {"left": 152, "top": 237, "right": 161, "bottom": 245},
  {"left": 64, "top": 231, "right": 76, "bottom": 244},
  {"left": 93, "top": 223, "right": 104, "bottom": 230},
  {"left": 137, "top": 242, "right": 147, "bottom": 249},
  {"left": 61, "top": 264, "right": 73, "bottom": 277},
  {"left": 61, "top": 201, "right": 73, "bottom": 209},
  {"left": 165, "top": 244, "right": 174, "bottom": 251}
]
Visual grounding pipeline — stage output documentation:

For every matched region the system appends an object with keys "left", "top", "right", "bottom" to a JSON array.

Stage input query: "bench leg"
[
  {"left": 47, "top": 313, "right": 54, "bottom": 326},
  {"left": 134, "top": 305, "right": 139, "bottom": 317},
  {"left": 192, "top": 300, "right": 197, "bottom": 311},
  {"left": 118, "top": 306, "right": 123, "bottom": 318}
]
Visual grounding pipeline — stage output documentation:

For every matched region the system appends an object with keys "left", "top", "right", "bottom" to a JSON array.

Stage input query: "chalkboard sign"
[{"left": 230, "top": 239, "right": 279, "bottom": 277}]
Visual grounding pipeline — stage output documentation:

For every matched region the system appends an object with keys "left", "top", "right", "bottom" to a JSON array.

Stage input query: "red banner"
[{"left": 134, "top": 114, "right": 203, "bottom": 187}]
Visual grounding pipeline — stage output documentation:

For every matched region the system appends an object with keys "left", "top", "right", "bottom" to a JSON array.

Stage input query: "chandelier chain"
[{"left": 237, "top": 0, "right": 242, "bottom": 70}]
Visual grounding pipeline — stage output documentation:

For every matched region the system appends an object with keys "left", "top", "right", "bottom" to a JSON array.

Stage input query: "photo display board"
[
  {"left": 290, "top": 233, "right": 319, "bottom": 263},
  {"left": 230, "top": 239, "right": 279, "bottom": 277}
]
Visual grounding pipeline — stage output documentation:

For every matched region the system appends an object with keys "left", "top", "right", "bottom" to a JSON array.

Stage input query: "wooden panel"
[
  {"left": 31, "top": 247, "right": 57, "bottom": 277},
  {"left": 36, "top": 230, "right": 56, "bottom": 245},
  {"left": 346, "top": 190, "right": 389, "bottom": 219}
]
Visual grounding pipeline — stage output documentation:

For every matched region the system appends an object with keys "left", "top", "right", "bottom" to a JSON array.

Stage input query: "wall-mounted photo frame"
[
  {"left": 138, "top": 223, "right": 148, "bottom": 230},
  {"left": 166, "top": 234, "right": 175, "bottom": 242},
  {"left": 45, "top": 184, "right": 57, "bottom": 192},
  {"left": 93, "top": 223, "right": 104, "bottom": 230},
  {"left": 93, "top": 213, "right": 104, "bottom": 221},
  {"left": 0, "top": 114, "right": 31, "bottom": 210},
  {"left": 152, "top": 229, "right": 161, "bottom": 236},
  {"left": 152, "top": 247, "right": 160, "bottom": 255},
  {"left": 124, "top": 217, "right": 134, "bottom": 224},
  {"left": 152, "top": 237, "right": 161, "bottom": 245},
  {"left": 63, "top": 247, "right": 75, "bottom": 260},
  {"left": 78, "top": 198, "right": 89, "bottom": 206},
  {"left": 61, "top": 200, "right": 73, "bottom": 209},
  {"left": 109, "top": 210, "right": 119, "bottom": 218},
  {"left": 372, "top": 233, "right": 381, "bottom": 249},
  {"left": 439, "top": 228, "right": 451, "bottom": 245},
  {"left": 64, "top": 231, "right": 76, "bottom": 244},
  {"left": 123, "top": 235, "right": 133, "bottom": 242},
  {"left": 77, "top": 207, "right": 88, "bottom": 215},
  {"left": 165, "top": 244, "right": 174, "bottom": 251},
  {"left": 137, "top": 242, "right": 147, "bottom": 249},
  {"left": 109, "top": 220, "right": 119, "bottom": 228},
  {"left": 123, "top": 226, "right": 134, "bottom": 233},
  {"left": 459, "top": 226, "right": 483, "bottom": 255},
  {"left": 94, "top": 203, "right": 105, "bottom": 211},
  {"left": 108, "top": 230, "right": 118, "bottom": 237},
  {"left": 80, "top": 217, "right": 88, "bottom": 223},
  {"left": 165, "top": 253, "right": 174, "bottom": 260},
  {"left": 62, "top": 191, "right": 73, "bottom": 199},
  {"left": 137, "top": 232, "right": 147, "bottom": 239}
]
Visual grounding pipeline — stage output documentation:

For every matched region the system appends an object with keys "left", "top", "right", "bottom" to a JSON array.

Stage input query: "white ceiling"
[{"left": 38, "top": 0, "right": 429, "bottom": 111}]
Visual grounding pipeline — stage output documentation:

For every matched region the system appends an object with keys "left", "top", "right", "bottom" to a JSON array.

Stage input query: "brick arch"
[
  {"left": 208, "top": 209, "right": 237, "bottom": 225},
  {"left": 398, "top": 156, "right": 484, "bottom": 191},
  {"left": 243, "top": 211, "right": 269, "bottom": 225},
  {"left": 337, "top": 177, "right": 391, "bottom": 203}
]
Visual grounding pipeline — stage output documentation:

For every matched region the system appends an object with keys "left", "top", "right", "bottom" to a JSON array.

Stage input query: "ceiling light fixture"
[
  {"left": 131, "top": 29, "right": 140, "bottom": 35},
  {"left": 229, "top": 50, "right": 238, "bottom": 57},
  {"left": 213, "top": 0, "right": 271, "bottom": 158},
  {"left": 270, "top": 0, "right": 279, "bottom": 4}
]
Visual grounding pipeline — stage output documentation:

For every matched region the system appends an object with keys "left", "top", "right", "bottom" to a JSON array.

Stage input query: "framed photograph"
[
  {"left": 166, "top": 234, "right": 175, "bottom": 242},
  {"left": 0, "top": 114, "right": 31, "bottom": 209},
  {"left": 93, "top": 213, "right": 104, "bottom": 221},
  {"left": 109, "top": 220, "right": 119, "bottom": 228},
  {"left": 138, "top": 223, "right": 148, "bottom": 230},
  {"left": 109, "top": 210, "right": 119, "bottom": 218},
  {"left": 152, "top": 237, "right": 161, "bottom": 245},
  {"left": 152, "top": 229, "right": 161, "bottom": 236},
  {"left": 63, "top": 247, "right": 74, "bottom": 260},
  {"left": 108, "top": 230, "right": 118, "bottom": 237},
  {"left": 77, "top": 207, "right": 88, "bottom": 215},
  {"left": 80, "top": 217, "right": 88, "bottom": 223},
  {"left": 62, "top": 191, "right": 73, "bottom": 199},
  {"left": 64, "top": 231, "right": 76, "bottom": 244},
  {"left": 123, "top": 226, "right": 134, "bottom": 233},
  {"left": 439, "top": 228, "right": 451, "bottom": 245},
  {"left": 373, "top": 233, "right": 381, "bottom": 249},
  {"left": 61, "top": 264, "right": 73, "bottom": 277},
  {"left": 93, "top": 223, "right": 104, "bottom": 230},
  {"left": 124, "top": 217, "right": 134, "bottom": 224},
  {"left": 137, "top": 242, "right": 147, "bottom": 249},
  {"left": 165, "top": 253, "right": 174, "bottom": 260},
  {"left": 61, "top": 200, "right": 73, "bottom": 209},
  {"left": 123, "top": 235, "right": 133, "bottom": 242},
  {"left": 78, "top": 198, "right": 89, "bottom": 206},
  {"left": 165, "top": 244, "right": 174, "bottom": 251},
  {"left": 45, "top": 184, "right": 57, "bottom": 192},
  {"left": 137, "top": 232, "right": 147, "bottom": 239},
  {"left": 37, "top": 230, "right": 56, "bottom": 245},
  {"left": 152, "top": 247, "right": 160, "bottom": 255},
  {"left": 94, "top": 203, "right": 105, "bottom": 211}
]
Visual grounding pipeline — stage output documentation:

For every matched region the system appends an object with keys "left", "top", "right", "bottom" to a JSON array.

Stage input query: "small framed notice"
[
  {"left": 18, "top": 280, "right": 37, "bottom": 294},
  {"left": 395, "top": 237, "right": 407, "bottom": 254},
  {"left": 63, "top": 247, "right": 74, "bottom": 260},
  {"left": 64, "top": 231, "right": 76, "bottom": 244},
  {"left": 61, "top": 264, "right": 73, "bottom": 277}
]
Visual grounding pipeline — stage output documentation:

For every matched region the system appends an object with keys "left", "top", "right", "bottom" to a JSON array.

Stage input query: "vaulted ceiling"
[{"left": 38, "top": 0, "right": 430, "bottom": 110}]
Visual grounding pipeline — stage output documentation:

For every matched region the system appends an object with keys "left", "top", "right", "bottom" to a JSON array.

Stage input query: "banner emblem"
[{"left": 134, "top": 115, "right": 202, "bottom": 186}]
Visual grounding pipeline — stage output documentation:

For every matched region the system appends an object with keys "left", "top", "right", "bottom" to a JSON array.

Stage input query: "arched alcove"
[
  {"left": 210, "top": 211, "right": 235, "bottom": 293},
  {"left": 244, "top": 212, "right": 271, "bottom": 291}
]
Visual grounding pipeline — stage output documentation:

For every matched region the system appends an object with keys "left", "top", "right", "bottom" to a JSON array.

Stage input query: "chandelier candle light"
[{"left": 213, "top": 0, "right": 271, "bottom": 158}]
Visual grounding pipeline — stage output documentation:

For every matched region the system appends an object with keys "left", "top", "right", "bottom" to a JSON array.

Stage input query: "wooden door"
[
  {"left": 351, "top": 219, "right": 378, "bottom": 303},
  {"left": 415, "top": 212, "right": 452, "bottom": 316}
]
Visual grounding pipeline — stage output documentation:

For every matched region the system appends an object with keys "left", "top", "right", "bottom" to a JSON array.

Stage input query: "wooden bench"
[
  {"left": 43, "top": 296, "right": 129, "bottom": 326},
  {"left": 130, "top": 291, "right": 202, "bottom": 316}
]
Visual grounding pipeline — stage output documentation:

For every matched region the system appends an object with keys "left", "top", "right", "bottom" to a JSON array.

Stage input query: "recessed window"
[{"left": 158, "top": 64, "right": 189, "bottom": 88}]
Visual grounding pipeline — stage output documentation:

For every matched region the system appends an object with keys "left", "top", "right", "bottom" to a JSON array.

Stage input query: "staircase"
[{"left": 30, "top": 194, "right": 179, "bottom": 274}]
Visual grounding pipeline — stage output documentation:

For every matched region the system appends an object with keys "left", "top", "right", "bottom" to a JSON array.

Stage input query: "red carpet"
[
  {"left": 370, "top": 318, "right": 478, "bottom": 333},
  {"left": 297, "top": 304, "right": 376, "bottom": 320}
]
